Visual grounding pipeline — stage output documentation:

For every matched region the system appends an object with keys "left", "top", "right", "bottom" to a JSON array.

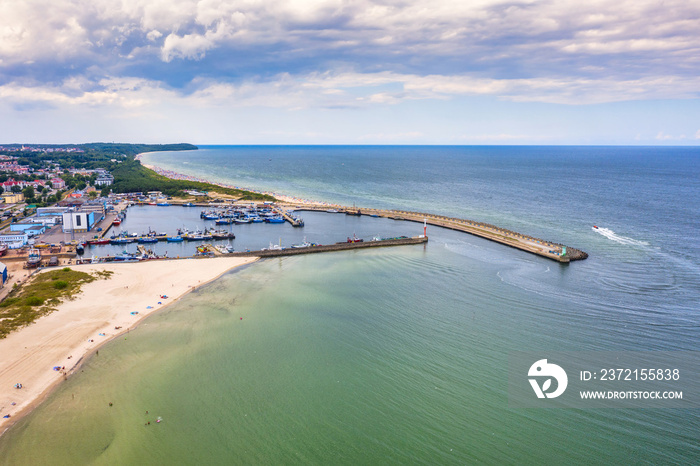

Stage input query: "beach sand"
[{"left": 0, "top": 256, "right": 257, "bottom": 434}]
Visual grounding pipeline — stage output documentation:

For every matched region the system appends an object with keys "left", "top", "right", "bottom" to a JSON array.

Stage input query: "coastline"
[
  {"left": 137, "top": 152, "right": 584, "bottom": 262},
  {"left": 0, "top": 256, "right": 258, "bottom": 436},
  {"left": 137, "top": 152, "right": 334, "bottom": 207}
]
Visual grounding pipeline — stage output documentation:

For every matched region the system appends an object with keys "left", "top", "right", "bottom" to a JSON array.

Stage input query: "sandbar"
[{"left": 0, "top": 256, "right": 257, "bottom": 435}]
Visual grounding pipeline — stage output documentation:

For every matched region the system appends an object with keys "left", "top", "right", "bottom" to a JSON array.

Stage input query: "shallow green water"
[
  {"left": 2, "top": 243, "right": 697, "bottom": 464},
  {"left": 1, "top": 145, "right": 699, "bottom": 463}
]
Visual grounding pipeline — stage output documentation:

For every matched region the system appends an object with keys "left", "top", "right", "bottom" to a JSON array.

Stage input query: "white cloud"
[
  {"left": 655, "top": 131, "right": 687, "bottom": 141},
  {"left": 147, "top": 30, "right": 163, "bottom": 41},
  {"left": 4, "top": 70, "right": 700, "bottom": 117},
  {"left": 1, "top": 0, "right": 698, "bottom": 72},
  {"left": 161, "top": 33, "right": 214, "bottom": 61}
]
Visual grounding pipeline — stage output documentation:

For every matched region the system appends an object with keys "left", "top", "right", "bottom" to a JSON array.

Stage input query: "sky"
[{"left": 1, "top": 0, "right": 699, "bottom": 145}]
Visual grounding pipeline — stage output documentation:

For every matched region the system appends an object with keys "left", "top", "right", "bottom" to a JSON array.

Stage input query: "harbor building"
[
  {"left": 0, "top": 233, "right": 28, "bottom": 248},
  {"left": 62, "top": 210, "right": 97, "bottom": 233}
]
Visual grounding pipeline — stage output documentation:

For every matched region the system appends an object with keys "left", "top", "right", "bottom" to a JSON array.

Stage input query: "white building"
[
  {"left": 62, "top": 211, "right": 96, "bottom": 233},
  {"left": 95, "top": 173, "right": 114, "bottom": 186},
  {"left": 0, "top": 233, "right": 28, "bottom": 248}
]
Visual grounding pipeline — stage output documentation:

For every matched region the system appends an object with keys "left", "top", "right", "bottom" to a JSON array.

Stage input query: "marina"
[
  {"left": 16, "top": 198, "right": 586, "bottom": 265},
  {"left": 60, "top": 202, "right": 583, "bottom": 263}
]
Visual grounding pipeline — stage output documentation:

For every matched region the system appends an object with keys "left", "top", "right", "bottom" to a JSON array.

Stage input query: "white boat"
[{"left": 291, "top": 237, "right": 316, "bottom": 248}]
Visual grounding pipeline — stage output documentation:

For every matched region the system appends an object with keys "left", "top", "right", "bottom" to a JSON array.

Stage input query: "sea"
[{"left": 1, "top": 146, "right": 698, "bottom": 464}]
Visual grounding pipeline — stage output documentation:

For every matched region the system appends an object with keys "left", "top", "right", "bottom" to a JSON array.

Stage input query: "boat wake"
[{"left": 593, "top": 227, "right": 649, "bottom": 247}]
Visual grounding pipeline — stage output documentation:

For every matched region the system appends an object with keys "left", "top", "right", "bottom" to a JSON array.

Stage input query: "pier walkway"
[{"left": 286, "top": 204, "right": 587, "bottom": 263}]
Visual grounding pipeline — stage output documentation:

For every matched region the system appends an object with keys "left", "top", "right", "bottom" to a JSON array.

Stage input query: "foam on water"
[{"left": 593, "top": 227, "right": 650, "bottom": 247}]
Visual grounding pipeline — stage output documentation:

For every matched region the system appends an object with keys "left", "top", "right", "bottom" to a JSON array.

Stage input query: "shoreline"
[
  {"left": 136, "top": 152, "right": 335, "bottom": 207},
  {"left": 0, "top": 256, "right": 258, "bottom": 436},
  {"left": 136, "top": 152, "right": 585, "bottom": 262}
]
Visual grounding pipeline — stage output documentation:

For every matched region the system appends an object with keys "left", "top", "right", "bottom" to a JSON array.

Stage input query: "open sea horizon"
[{"left": 1, "top": 145, "right": 698, "bottom": 464}]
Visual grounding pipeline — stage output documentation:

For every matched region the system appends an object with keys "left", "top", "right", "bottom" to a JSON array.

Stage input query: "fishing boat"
[
  {"left": 235, "top": 218, "right": 251, "bottom": 224},
  {"left": 182, "top": 202, "right": 196, "bottom": 207},
  {"left": 265, "top": 216, "right": 285, "bottom": 224},
  {"left": 183, "top": 229, "right": 208, "bottom": 241},
  {"left": 156, "top": 202, "right": 171, "bottom": 206},
  {"left": 215, "top": 218, "right": 234, "bottom": 225},
  {"left": 112, "top": 219, "right": 121, "bottom": 226},
  {"left": 210, "top": 229, "right": 236, "bottom": 240},
  {"left": 110, "top": 236, "right": 134, "bottom": 244},
  {"left": 87, "top": 239, "right": 110, "bottom": 245},
  {"left": 75, "top": 243, "right": 85, "bottom": 255},
  {"left": 200, "top": 211, "right": 220, "bottom": 220},
  {"left": 26, "top": 249, "right": 42, "bottom": 268},
  {"left": 346, "top": 233, "right": 363, "bottom": 243},
  {"left": 326, "top": 209, "right": 339, "bottom": 213},
  {"left": 113, "top": 251, "right": 140, "bottom": 262},
  {"left": 166, "top": 235, "right": 184, "bottom": 242},
  {"left": 137, "top": 236, "right": 158, "bottom": 243},
  {"left": 345, "top": 203, "right": 361, "bottom": 216},
  {"left": 291, "top": 237, "right": 316, "bottom": 249}
]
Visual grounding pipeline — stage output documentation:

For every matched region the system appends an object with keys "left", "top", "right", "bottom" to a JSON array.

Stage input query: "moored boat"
[
  {"left": 87, "top": 239, "right": 110, "bottom": 245},
  {"left": 26, "top": 248, "right": 42, "bottom": 268},
  {"left": 346, "top": 233, "right": 363, "bottom": 243},
  {"left": 110, "top": 237, "right": 134, "bottom": 244}
]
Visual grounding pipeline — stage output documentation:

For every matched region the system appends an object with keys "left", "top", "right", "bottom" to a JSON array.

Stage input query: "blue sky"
[{"left": 1, "top": 0, "right": 699, "bottom": 145}]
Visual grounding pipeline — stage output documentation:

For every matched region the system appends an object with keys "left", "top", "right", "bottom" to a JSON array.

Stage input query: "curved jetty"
[{"left": 290, "top": 205, "right": 587, "bottom": 263}]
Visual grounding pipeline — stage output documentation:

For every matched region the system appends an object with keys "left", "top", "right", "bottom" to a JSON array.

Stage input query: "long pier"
[
  {"left": 288, "top": 205, "right": 587, "bottom": 263},
  {"left": 226, "top": 235, "right": 428, "bottom": 258}
]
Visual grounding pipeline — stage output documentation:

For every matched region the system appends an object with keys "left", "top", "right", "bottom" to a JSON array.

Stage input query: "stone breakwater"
[
  {"left": 291, "top": 205, "right": 587, "bottom": 263},
  {"left": 225, "top": 236, "right": 429, "bottom": 258}
]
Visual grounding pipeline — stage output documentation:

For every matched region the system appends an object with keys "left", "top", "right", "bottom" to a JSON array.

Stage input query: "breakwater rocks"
[
  {"left": 229, "top": 236, "right": 428, "bottom": 258},
  {"left": 292, "top": 205, "right": 587, "bottom": 263}
]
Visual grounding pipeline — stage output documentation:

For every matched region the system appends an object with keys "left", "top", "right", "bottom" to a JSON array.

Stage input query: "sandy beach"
[
  {"left": 0, "top": 256, "right": 257, "bottom": 434},
  {"left": 138, "top": 156, "right": 337, "bottom": 208}
]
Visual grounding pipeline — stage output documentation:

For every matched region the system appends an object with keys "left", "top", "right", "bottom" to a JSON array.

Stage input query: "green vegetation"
[
  {"left": 111, "top": 158, "right": 276, "bottom": 200},
  {"left": 0, "top": 268, "right": 113, "bottom": 339},
  {"left": 0, "top": 142, "right": 276, "bottom": 201},
  {"left": 0, "top": 143, "right": 197, "bottom": 171}
]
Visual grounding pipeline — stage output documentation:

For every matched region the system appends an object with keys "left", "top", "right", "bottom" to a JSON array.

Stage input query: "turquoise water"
[{"left": 1, "top": 146, "right": 699, "bottom": 463}]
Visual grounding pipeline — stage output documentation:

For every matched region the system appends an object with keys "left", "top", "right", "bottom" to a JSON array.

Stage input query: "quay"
[
  {"left": 225, "top": 235, "right": 427, "bottom": 258},
  {"left": 273, "top": 207, "right": 304, "bottom": 227}
]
